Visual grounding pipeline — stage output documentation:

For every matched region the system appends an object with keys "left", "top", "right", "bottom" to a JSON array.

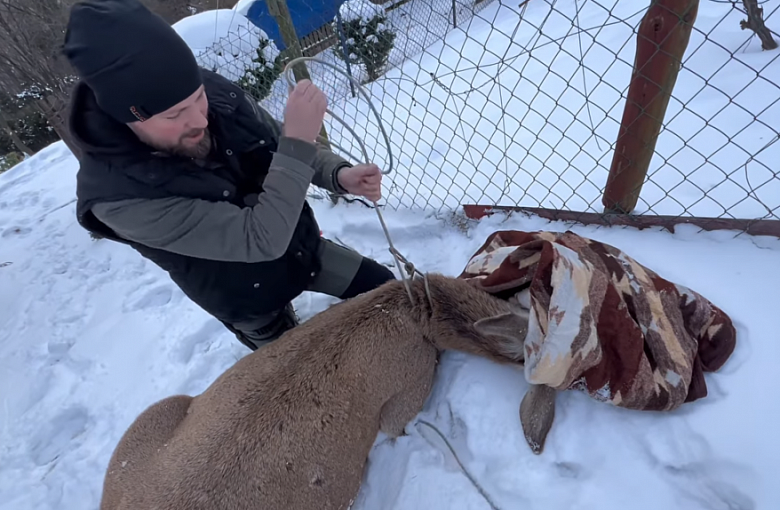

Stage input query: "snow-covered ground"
[
  {"left": 256, "top": 0, "right": 780, "bottom": 218},
  {"left": 215, "top": 1, "right": 780, "bottom": 218},
  {"left": 172, "top": 9, "right": 280, "bottom": 83},
  {"left": 2, "top": 1, "right": 780, "bottom": 509},
  {"left": 1, "top": 142, "right": 779, "bottom": 510}
]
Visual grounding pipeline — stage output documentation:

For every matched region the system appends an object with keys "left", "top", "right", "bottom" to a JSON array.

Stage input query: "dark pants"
[{"left": 225, "top": 239, "right": 395, "bottom": 351}]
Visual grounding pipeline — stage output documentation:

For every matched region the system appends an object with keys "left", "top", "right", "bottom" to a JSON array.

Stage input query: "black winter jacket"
[{"left": 71, "top": 70, "right": 332, "bottom": 324}]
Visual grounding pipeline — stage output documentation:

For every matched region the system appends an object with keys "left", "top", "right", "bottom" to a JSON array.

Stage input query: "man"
[{"left": 62, "top": 0, "right": 395, "bottom": 351}]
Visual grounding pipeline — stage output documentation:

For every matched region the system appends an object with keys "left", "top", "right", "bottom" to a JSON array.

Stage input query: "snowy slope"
[
  {"left": 1, "top": 143, "right": 779, "bottom": 510},
  {"left": 220, "top": 1, "right": 779, "bottom": 220},
  {"left": 2, "top": 1, "right": 780, "bottom": 508},
  {"left": 310, "top": 0, "right": 780, "bottom": 218}
]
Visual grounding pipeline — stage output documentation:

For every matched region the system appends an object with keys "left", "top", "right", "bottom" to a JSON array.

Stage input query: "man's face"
[{"left": 128, "top": 85, "right": 211, "bottom": 159}]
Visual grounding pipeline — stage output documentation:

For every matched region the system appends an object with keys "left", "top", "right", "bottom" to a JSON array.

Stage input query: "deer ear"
[
  {"left": 519, "top": 384, "right": 557, "bottom": 455},
  {"left": 473, "top": 309, "right": 530, "bottom": 342}
]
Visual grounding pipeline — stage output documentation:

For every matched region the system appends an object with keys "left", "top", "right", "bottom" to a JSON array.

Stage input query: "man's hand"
[
  {"left": 337, "top": 164, "right": 383, "bottom": 202},
  {"left": 283, "top": 79, "right": 327, "bottom": 143}
]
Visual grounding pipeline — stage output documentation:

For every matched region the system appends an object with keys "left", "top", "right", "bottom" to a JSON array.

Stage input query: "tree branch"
[
  {"left": 740, "top": 0, "right": 778, "bottom": 50},
  {"left": 0, "top": 106, "right": 34, "bottom": 156}
]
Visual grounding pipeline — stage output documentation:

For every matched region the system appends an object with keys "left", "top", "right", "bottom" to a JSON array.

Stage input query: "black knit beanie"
[{"left": 62, "top": 0, "right": 203, "bottom": 124}]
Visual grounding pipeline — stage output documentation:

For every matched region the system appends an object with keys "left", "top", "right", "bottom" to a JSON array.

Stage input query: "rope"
[
  {"left": 282, "top": 57, "right": 418, "bottom": 303},
  {"left": 281, "top": 58, "right": 492, "bottom": 505},
  {"left": 417, "top": 419, "right": 502, "bottom": 510},
  {"left": 282, "top": 57, "right": 395, "bottom": 176}
]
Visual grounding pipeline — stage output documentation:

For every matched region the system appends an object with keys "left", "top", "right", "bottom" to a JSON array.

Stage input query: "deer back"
[
  {"left": 101, "top": 280, "right": 436, "bottom": 510},
  {"left": 100, "top": 275, "right": 530, "bottom": 510}
]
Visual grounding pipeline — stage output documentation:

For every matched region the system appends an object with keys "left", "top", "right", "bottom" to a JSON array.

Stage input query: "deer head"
[{"left": 469, "top": 293, "right": 558, "bottom": 456}]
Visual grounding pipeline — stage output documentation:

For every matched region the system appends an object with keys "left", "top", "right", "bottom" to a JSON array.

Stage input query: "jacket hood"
[{"left": 69, "top": 80, "right": 151, "bottom": 158}]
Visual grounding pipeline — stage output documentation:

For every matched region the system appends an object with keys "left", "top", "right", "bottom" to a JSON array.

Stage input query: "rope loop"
[{"left": 282, "top": 57, "right": 422, "bottom": 304}]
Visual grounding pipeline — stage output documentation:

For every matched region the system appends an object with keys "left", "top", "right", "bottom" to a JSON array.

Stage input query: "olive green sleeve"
[
  {"left": 245, "top": 95, "right": 350, "bottom": 194},
  {"left": 91, "top": 136, "right": 319, "bottom": 263}
]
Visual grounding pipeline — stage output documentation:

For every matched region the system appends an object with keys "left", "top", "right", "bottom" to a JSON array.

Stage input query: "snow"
[
  {"left": 1, "top": 141, "right": 779, "bottom": 510},
  {"left": 250, "top": 0, "right": 495, "bottom": 119},
  {"left": 233, "top": 0, "right": 256, "bottom": 17},
  {"left": 2, "top": 0, "right": 780, "bottom": 508},
  {"left": 339, "top": 0, "right": 386, "bottom": 24},
  {"left": 172, "top": 9, "right": 279, "bottom": 82},
  {"left": 263, "top": 0, "right": 780, "bottom": 219}
]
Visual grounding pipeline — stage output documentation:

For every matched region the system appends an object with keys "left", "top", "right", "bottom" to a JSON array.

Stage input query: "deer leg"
[
  {"left": 519, "top": 384, "right": 557, "bottom": 455},
  {"left": 380, "top": 355, "right": 436, "bottom": 439}
]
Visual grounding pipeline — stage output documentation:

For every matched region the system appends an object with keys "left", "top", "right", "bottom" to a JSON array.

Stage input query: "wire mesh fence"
[{"left": 196, "top": 0, "right": 780, "bottom": 235}]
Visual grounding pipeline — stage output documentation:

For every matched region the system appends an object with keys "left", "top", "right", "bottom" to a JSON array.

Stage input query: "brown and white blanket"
[{"left": 458, "top": 230, "right": 736, "bottom": 412}]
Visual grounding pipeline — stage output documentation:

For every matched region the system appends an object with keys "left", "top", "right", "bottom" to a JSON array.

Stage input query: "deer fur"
[
  {"left": 471, "top": 307, "right": 558, "bottom": 455},
  {"left": 518, "top": 384, "right": 557, "bottom": 454},
  {"left": 99, "top": 274, "right": 531, "bottom": 510}
]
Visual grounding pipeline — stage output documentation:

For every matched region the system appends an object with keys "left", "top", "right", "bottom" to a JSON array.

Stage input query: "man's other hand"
[
  {"left": 337, "top": 164, "right": 383, "bottom": 202},
  {"left": 283, "top": 79, "right": 327, "bottom": 143}
]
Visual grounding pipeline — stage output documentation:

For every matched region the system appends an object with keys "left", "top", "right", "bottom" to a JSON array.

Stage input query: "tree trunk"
[
  {"left": 0, "top": 105, "right": 34, "bottom": 156},
  {"left": 740, "top": 0, "right": 778, "bottom": 51},
  {"left": 37, "top": 89, "right": 82, "bottom": 161}
]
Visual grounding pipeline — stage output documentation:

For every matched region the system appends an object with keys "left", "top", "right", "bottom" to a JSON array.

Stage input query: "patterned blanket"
[{"left": 458, "top": 230, "right": 736, "bottom": 411}]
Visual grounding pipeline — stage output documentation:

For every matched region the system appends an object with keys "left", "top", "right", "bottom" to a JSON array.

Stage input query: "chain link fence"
[{"left": 196, "top": 0, "right": 780, "bottom": 235}]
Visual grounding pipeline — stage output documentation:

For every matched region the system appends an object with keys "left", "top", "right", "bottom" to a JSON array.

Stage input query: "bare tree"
[
  {"left": 0, "top": 0, "right": 81, "bottom": 158},
  {"left": 0, "top": 0, "right": 237, "bottom": 160},
  {"left": 0, "top": 106, "right": 34, "bottom": 156},
  {"left": 740, "top": 0, "right": 778, "bottom": 51}
]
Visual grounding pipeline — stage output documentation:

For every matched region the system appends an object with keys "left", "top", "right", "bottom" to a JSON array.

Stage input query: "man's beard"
[{"left": 139, "top": 128, "right": 213, "bottom": 160}]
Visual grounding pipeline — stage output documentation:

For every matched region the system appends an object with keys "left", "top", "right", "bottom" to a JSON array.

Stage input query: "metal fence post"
[
  {"left": 602, "top": 0, "right": 700, "bottom": 214},
  {"left": 452, "top": 0, "right": 457, "bottom": 28}
]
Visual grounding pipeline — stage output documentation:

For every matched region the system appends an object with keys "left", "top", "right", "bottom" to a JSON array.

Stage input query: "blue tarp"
[{"left": 243, "top": 0, "right": 349, "bottom": 50}]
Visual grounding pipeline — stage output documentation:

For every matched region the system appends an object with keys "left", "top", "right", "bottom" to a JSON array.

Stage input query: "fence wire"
[{"left": 197, "top": 0, "right": 780, "bottom": 234}]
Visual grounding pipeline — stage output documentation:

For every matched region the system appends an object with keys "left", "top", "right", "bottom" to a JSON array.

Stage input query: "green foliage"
[
  {"left": 0, "top": 110, "right": 59, "bottom": 156},
  {"left": 235, "top": 39, "right": 284, "bottom": 102},
  {"left": 0, "top": 151, "right": 24, "bottom": 173},
  {"left": 333, "top": 7, "right": 397, "bottom": 82},
  {"left": 0, "top": 88, "right": 60, "bottom": 156}
]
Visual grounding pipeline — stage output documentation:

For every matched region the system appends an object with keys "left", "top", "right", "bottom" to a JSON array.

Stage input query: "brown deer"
[{"left": 99, "top": 274, "right": 533, "bottom": 510}]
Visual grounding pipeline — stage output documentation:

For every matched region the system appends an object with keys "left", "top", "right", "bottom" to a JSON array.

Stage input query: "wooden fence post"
[
  {"left": 265, "top": 0, "right": 331, "bottom": 148},
  {"left": 602, "top": 0, "right": 699, "bottom": 214}
]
